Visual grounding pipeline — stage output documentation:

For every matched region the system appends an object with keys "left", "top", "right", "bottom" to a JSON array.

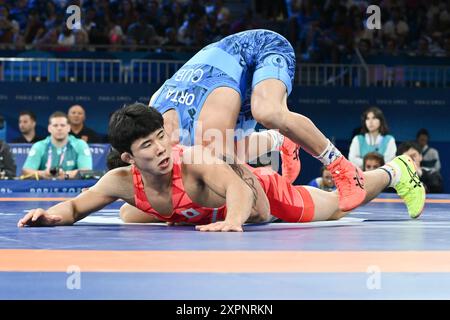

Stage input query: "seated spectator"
[
  {"left": 67, "top": 105, "right": 102, "bottom": 143},
  {"left": 416, "top": 128, "right": 441, "bottom": 174},
  {"left": 22, "top": 111, "right": 92, "bottom": 180},
  {"left": 127, "top": 13, "right": 161, "bottom": 46},
  {"left": 397, "top": 141, "right": 443, "bottom": 193},
  {"left": 416, "top": 129, "right": 444, "bottom": 193},
  {"left": 349, "top": 106, "right": 397, "bottom": 169},
  {"left": 0, "top": 5, "right": 18, "bottom": 45},
  {"left": 363, "top": 152, "right": 385, "bottom": 171},
  {"left": 308, "top": 166, "right": 335, "bottom": 192},
  {"left": 162, "top": 27, "right": 183, "bottom": 47},
  {"left": 0, "top": 139, "right": 16, "bottom": 179},
  {"left": 57, "top": 25, "right": 76, "bottom": 48},
  {"left": 12, "top": 111, "right": 43, "bottom": 143},
  {"left": 383, "top": 7, "right": 409, "bottom": 48}
]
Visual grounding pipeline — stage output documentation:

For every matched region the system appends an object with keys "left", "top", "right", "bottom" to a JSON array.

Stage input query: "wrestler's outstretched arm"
[{"left": 17, "top": 171, "right": 123, "bottom": 227}]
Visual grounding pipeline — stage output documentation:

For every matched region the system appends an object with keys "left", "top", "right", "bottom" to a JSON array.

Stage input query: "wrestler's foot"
[
  {"left": 279, "top": 137, "right": 301, "bottom": 184},
  {"left": 389, "top": 155, "right": 426, "bottom": 218},
  {"left": 327, "top": 156, "right": 366, "bottom": 212}
]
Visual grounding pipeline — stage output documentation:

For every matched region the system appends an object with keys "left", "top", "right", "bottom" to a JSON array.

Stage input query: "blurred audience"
[{"left": 0, "top": 0, "right": 446, "bottom": 59}]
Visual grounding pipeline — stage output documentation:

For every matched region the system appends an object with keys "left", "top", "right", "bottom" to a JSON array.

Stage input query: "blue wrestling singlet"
[{"left": 151, "top": 29, "right": 296, "bottom": 145}]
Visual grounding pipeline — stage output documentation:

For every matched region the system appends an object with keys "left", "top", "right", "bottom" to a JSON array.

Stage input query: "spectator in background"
[
  {"left": 416, "top": 128, "right": 444, "bottom": 193},
  {"left": 74, "top": 27, "right": 90, "bottom": 49},
  {"left": 117, "top": 0, "right": 139, "bottom": 34},
  {"left": 22, "top": 111, "right": 92, "bottom": 180},
  {"left": 8, "top": 0, "right": 27, "bottom": 31},
  {"left": 23, "top": 9, "right": 44, "bottom": 44},
  {"left": 127, "top": 13, "right": 161, "bottom": 46},
  {"left": 416, "top": 128, "right": 441, "bottom": 174},
  {"left": 57, "top": 25, "right": 76, "bottom": 48},
  {"left": 43, "top": 1, "right": 58, "bottom": 30},
  {"left": 162, "top": 27, "right": 183, "bottom": 47},
  {"left": 34, "top": 27, "right": 59, "bottom": 51},
  {"left": 308, "top": 166, "right": 335, "bottom": 192},
  {"left": 384, "top": 38, "right": 400, "bottom": 56},
  {"left": 415, "top": 36, "right": 432, "bottom": 57},
  {"left": 363, "top": 152, "right": 385, "bottom": 171},
  {"left": 349, "top": 106, "right": 397, "bottom": 169},
  {"left": 383, "top": 7, "right": 410, "bottom": 48},
  {"left": 397, "top": 140, "right": 443, "bottom": 193},
  {"left": 67, "top": 105, "right": 102, "bottom": 143},
  {"left": 0, "top": 139, "right": 16, "bottom": 179},
  {"left": 108, "top": 22, "right": 124, "bottom": 48},
  {"left": 13, "top": 111, "right": 43, "bottom": 143},
  {"left": 0, "top": 5, "right": 17, "bottom": 45},
  {"left": 178, "top": 13, "right": 201, "bottom": 46}
]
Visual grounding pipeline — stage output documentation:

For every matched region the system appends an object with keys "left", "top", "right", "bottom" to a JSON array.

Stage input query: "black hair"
[
  {"left": 416, "top": 128, "right": 429, "bottom": 139},
  {"left": 396, "top": 141, "right": 421, "bottom": 156},
  {"left": 108, "top": 102, "right": 164, "bottom": 154},
  {"left": 361, "top": 106, "right": 390, "bottom": 135},
  {"left": 106, "top": 148, "right": 129, "bottom": 170},
  {"left": 19, "top": 110, "right": 37, "bottom": 122}
]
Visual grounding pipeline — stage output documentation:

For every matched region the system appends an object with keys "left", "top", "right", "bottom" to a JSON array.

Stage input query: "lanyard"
[{"left": 46, "top": 144, "right": 67, "bottom": 170}]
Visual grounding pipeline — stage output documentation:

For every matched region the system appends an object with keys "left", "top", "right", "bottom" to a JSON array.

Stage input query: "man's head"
[
  {"left": 108, "top": 103, "right": 171, "bottom": 175},
  {"left": 320, "top": 166, "right": 334, "bottom": 189},
  {"left": 397, "top": 141, "right": 422, "bottom": 169},
  {"left": 18, "top": 111, "right": 37, "bottom": 134},
  {"left": 416, "top": 128, "right": 429, "bottom": 149},
  {"left": 68, "top": 104, "right": 86, "bottom": 126},
  {"left": 48, "top": 111, "right": 71, "bottom": 142},
  {"left": 363, "top": 152, "right": 385, "bottom": 171}
]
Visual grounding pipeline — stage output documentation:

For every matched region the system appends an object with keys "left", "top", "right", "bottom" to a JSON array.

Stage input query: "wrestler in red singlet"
[{"left": 132, "top": 145, "right": 315, "bottom": 225}]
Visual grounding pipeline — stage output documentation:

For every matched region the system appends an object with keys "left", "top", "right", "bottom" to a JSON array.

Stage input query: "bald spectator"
[
  {"left": 12, "top": 111, "right": 43, "bottom": 143},
  {"left": 67, "top": 105, "right": 102, "bottom": 143}
]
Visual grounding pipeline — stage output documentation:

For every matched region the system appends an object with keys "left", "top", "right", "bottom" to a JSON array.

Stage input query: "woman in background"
[{"left": 349, "top": 106, "right": 397, "bottom": 169}]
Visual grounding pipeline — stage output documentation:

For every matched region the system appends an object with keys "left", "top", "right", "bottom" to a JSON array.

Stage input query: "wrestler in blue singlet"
[{"left": 151, "top": 29, "right": 296, "bottom": 145}]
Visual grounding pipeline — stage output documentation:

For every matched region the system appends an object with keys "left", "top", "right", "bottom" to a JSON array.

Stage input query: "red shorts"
[{"left": 251, "top": 166, "right": 315, "bottom": 223}]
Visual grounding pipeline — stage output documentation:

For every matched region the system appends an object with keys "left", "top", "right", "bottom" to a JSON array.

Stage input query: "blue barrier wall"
[
  {"left": 1, "top": 83, "right": 449, "bottom": 191},
  {"left": 9, "top": 143, "right": 110, "bottom": 177}
]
